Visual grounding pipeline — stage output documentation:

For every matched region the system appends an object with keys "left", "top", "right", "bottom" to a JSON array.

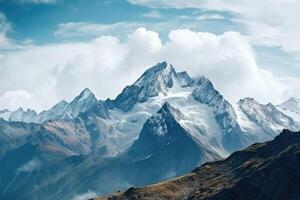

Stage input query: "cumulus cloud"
[{"left": 0, "top": 27, "right": 299, "bottom": 111}]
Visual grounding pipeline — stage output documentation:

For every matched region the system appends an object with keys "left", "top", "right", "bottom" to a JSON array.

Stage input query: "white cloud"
[
  {"left": 143, "top": 10, "right": 162, "bottom": 19},
  {"left": 0, "top": 27, "right": 299, "bottom": 111},
  {"left": 54, "top": 22, "right": 141, "bottom": 38},
  {"left": 159, "top": 30, "right": 296, "bottom": 103},
  {"left": 17, "top": 159, "right": 41, "bottom": 173},
  {"left": 127, "top": 0, "right": 300, "bottom": 66},
  {"left": 197, "top": 14, "right": 225, "bottom": 21},
  {"left": 72, "top": 191, "right": 97, "bottom": 200},
  {"left": 0, "top": 12, "right": 12, "bottom": 49},
  {"left": 15, "top": 0, "right": 57, "bottom": 4},
  {"left": 0, "top": 90, "right": 36, "bottom": 111}
]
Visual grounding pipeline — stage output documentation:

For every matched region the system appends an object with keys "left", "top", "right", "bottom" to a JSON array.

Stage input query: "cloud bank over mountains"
[
  {"left": 0, "top": 27, "right": 299, "bottom": 111},
  {"left": 128, "top": 0, "right": 300, "bottom": 63}
]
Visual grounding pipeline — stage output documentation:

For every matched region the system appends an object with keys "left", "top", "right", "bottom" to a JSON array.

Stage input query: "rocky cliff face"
[{"left": 192, "top": 77, "right": 244, "bottom": 152}]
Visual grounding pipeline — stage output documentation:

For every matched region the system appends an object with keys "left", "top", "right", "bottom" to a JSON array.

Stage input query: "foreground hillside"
[{"left": 95, "top": 129, "right": 300, "bottom": 200}]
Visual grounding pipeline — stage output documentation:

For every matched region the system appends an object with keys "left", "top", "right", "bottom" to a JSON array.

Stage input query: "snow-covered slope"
[
  {"left": 192, "top": 77, "right": 244, "bottom": 152},
  {"left": 0, "top": 109, "right": 10, "bottom": 120},
  {"left": 234, "top": 98, "right": 299, "bottom": 141},
  {"left": 277, "top": 97, "right": 300, "bottom": 122},
  {"left": 126, "top": 102, "right": 222, "bottom": 181},
  {"left": 35, "top": 100, "right": 68, "bottom": 123},
  {"left": 278, "top": 97, "right": 300, "bottom": 113},
  {"left": 9, "top": 108, "right": 38, "bottom": 123},
  {"left": 109, "top": 62, "right": 186, "bottom": 111},
  {"left": 5, "top": 88, "right": 98, "bottom": 123},
  {"left": 62, "top": 88, "right": 98, "bottom": 119}
]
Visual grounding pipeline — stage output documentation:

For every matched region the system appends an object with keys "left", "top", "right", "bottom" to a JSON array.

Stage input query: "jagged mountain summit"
[
  {"left": 95, "top": 129, "right": 300, "bottom": 200},
  {"left": 123, "top": 102, "right": 222, "bottom": 184},
  {"left": 9, "top": 108, "right": 38, "bottom": 123},
  {"left": 2, "top": 88, "right": 98, "bottom": 123},
  {"left": 237, "top": 97, "right": 299, "bottom": 136},
  {"left": 278, "top": 97, "right": 300, "bottom": 113},
  {"left": 108, "top": 61, "right": 189, "bottom": 111},
  {"left": 277, "top": 97, "right": 300, "bottom": 122},
  {"left": 0, "top": 62, "right": 299, "bottom": 200}
]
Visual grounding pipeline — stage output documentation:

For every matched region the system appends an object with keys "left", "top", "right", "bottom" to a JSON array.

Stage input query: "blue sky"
[
  {"left": 0, "top": 0, "right": 300, "bottom": 110},
  {"left": 0, "top": 0, "right": 240, "bottom": 43}
]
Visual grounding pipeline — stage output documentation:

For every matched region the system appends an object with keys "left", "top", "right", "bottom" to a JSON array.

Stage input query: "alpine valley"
[{"left": 0, "top": 62, "right": 299, "bottom": 200}]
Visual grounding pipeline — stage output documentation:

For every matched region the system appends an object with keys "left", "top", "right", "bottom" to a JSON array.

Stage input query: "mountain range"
[{"left": 0, "top": 62, "right": 299, "bottom": 200}]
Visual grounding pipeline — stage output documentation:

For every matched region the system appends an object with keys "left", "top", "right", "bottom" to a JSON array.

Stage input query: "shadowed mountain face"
[{"left": 95, "top": 129, "right": 300, "bottom": 200}]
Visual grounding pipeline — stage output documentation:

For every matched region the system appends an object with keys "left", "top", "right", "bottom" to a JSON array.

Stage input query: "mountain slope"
[
  {"left": 277, "top": 97, "right": 300, "bottom": 122},
  {"left": 122, "top": 102, "right": 222, "bottom": 185},
  {"left": 0, "top": 109, "right": 10, "bottom": 120},
  {"left": 192, "top": 77, "right": 244, "bottom": 152},
  {"left": 5, "top": 88, "right": 98, "bottom": 124},
  {"left": 235, "top": 98, "right": 299, "bottom": 141},
  {"left": 95, "top": 129, "right": 300, "bottom": 200},
  {"left": 278, "top": 97, "right": 300, "bottom": 113},
  {"left": 0, "top": 119, "right": 42, "bottom": 157},
  {"left": 9, "top": 108, "right": 38, "bottom": 123},
  {"left": 109, "top": 62, "right": 186, "bottom": 112}
]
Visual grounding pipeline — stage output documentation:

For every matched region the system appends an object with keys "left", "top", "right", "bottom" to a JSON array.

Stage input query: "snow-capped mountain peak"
[
  {"left": 111, "top": 62, "right": 184, "bottom": 111},
  {"left": 147, "top": 102, "right": 184, "bottom": 137},
  {"left": 134, "top": 61, "right": 179, "bottom": 97},
  {"left": 192, "top": 78, "right": 240, "bottom": 131},
  {"left": 71, "top": 88, "right": 96, "bottom": 103},
  {"left": 35, "top": 100, "right": 68, "bottom": 123},
  {"left": 191, "top": 78, "right": 243, "bottom": 152},
  {"left": 4, "top": 88, "right": 98, "bottom": 123},
  {"left": 9, "top": 107, "right": 38, "bottom": 123},
  {"left": 159, "top": 102, "right": 184, "bottom": 121},
  {"left": 238, "top": 97, "right": 299, "bottom": 133},
  {"left": 134, "top": 61, "right": 176, "bottom": 87},
  {"left": 62, "top": 88, "right": 97, "bottom": 119},
  {"left": 278, "top": 97, "right": 300, "bottom": 113},
  {"left": 126, "top": 101, "right": 222, "bottom": 180}
]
